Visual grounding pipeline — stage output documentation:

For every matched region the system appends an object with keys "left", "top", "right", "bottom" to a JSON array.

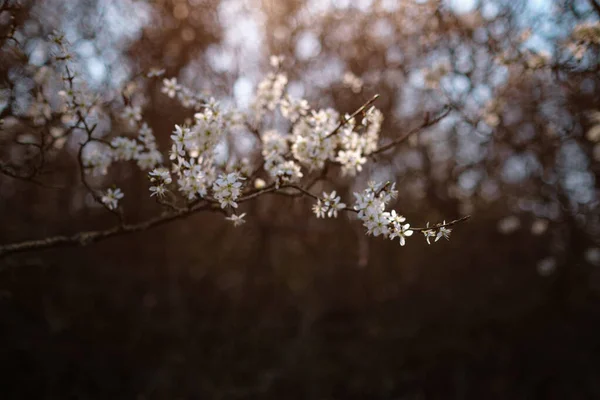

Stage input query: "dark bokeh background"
[{"left": 1, "top": 0, "right": 600, "bottom": 398}]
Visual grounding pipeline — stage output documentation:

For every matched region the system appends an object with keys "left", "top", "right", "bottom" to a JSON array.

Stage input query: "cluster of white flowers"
[
  {"left": 136, "top": 123, "right": 163, "bottom": 170},
  {"left": 567, "top": 21, "right": 600, "bottom": 60},
  {"left": 353, "top": 182, "right": 402, "bottom": 239},
  {"left": 110, "top": 137, "right": 141, "bottom": 161},
  {"left": 482, "top": 99, "right": 504, "bottom": 128},
  {"left": 312, "top": 191, "right": 346, "bottom": 218},
  {"left": 82, "top": 147, "right": 113, "bottom": 176},
  {"left": 101, "top": 187, "right": 124, "bottom": 210},
  {"left": 280, "top": 95, "right": 309, "bottom": 123},
  {"left": 252, "top": 72, "right": 288, "bottom": 115},
  {"left": 47, "top": 29, "right": 160, "bottom": 179},
  {"left": 89, "top": 120, "right": 163, "bottom": 175},
  {"left": 161, "top": 77, "right": 208, "bottom": 110},
  {"left": 291, "top": 108, "right": 339, "bottom": 170},
  {"left": 342, "top": 72, "right": 364, "bottom": 93},
  {"left": 335, "top": 106, "right": 381, "bottom": 176},
  {"left": 352, "top": 181, "right": 452, "bottom": 246},
  {"left": 121, "top": 105, "right": 142, "bottom": 126},
  {"left": 212, "top": 172, "right": 244, "bottom": 209},
  {"left": 28, "top": 92, "right": 52, "bottom": 126},
  {"left": 148, "top": 167, "right": 172, "bottom": 198},
  {"left": 260, "top": 129, "right": 304, "bottom": 186},
  {"left": 174, "top": 156, "right": 215, "bottom": 200},
  {"left": 47, "top": 49, "right": 458, "bottom": 238}
]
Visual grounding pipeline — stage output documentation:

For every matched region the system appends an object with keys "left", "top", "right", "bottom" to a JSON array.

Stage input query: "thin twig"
[
  {"left": 410, "top": 215, "right": 471, "bottom": 232},
  {"left": 370, "top": 105, "right": 451, "bottom": 156},
  {"left": 325, "top": 94, "right": 380, "bottom": 139}
]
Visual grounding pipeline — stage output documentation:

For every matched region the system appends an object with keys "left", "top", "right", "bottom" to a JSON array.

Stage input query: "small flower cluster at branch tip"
[
  {"left": 313, "top": 191, "right": 346, "bottom": 218},
  {"left": 421, "top": 222, "right": 451, "bottom": 245},
  {"left": 351, "top": 181, "right": 454, "bottom": 246},
  {"left": 353, "top": 181, "right": 407, "bottom": 243},
  {"left": 101, "top": 188, "right": 124, "bottom": 210}
]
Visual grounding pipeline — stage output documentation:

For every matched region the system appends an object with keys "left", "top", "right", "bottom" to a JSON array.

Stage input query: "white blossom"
[
  {"left": 390, "top": 223, "right": 413, "bottom": 246},
  {"left": 321, "top": 191, "right": 346, "bottom": 218},
  {"left": 435, "top": 223, "right": 451, "bottom": 242},
  {"left": 498, "top": 215, "right": 520, "bottom": 234},
  {"left": 150, "top": 184, "right": 167, "bottom": 198},
  {"left": 226, "top": 213, "right": 247, "bottom": 227},
  {"left": 162, "top": 77, "right": 180, "bottom": 98},
  {"left": 101, "top": 188, "right": 124, "bottom": 210},
  {"left": 121, "top": 105, "right": 142, "bottom": 126}
]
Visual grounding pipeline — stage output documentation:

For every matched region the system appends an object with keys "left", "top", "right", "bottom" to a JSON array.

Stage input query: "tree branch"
[
  {"left": 588, "top": 0, "right": 600, "bottom": 17},
  {"left": 0, "top": 202, "right": 217, "bottom": 258}
]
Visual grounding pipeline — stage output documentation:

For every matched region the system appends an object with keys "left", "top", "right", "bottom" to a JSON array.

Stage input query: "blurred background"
[{"left": 1, "top": 0, "right": 600, "bottom": 398}]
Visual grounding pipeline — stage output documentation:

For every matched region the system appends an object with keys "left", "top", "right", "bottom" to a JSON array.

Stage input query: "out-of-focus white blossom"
[
  {"left": 343, "top": 72, "right": 363, "bottom": 93},
  {"left": 498, "top": 215, "right": 521, "bottom": 234},
  {"left": 269, "top": 55, "right": 284, "bottom": 68},
  {"left": 252, "top": 72, "right": 288, "bottom": 115},
  {"left": 536, "top": 257, "right": 557, "bottom": 277},
  {"left": 280, "top": 96, "right": 309, "bottom": 123},
  {"left": 111, "top": 137, "right": 142, "bottom": 161},
  {"left": 261, "top": 130, "right": 289, "bottom": 157},
  {"left": 585, "top": 248, "right": 600, "bottom": 266},
  {"left": 226, "top": 213, "right": 246, "bottom": 227},
  {"left": 83, "top": 147, "right": 113, "bottom": 176},
  {"left": 531, "top": 219, "right": 548, "bottom": 235},
  {"left": 162, "top": 77, "right": 180, "bottom": 98},
  {"left": 121, "top": 105, "right": 142, "bottom": 126}
]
